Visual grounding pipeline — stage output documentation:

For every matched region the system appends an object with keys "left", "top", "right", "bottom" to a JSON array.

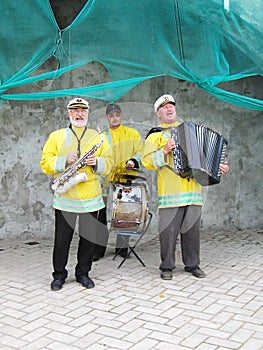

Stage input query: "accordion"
[{"left": 170, "top": 121, "right": 228, "bottom": 186}]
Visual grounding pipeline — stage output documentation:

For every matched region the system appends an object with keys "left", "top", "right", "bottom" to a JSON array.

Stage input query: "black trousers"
[
  {"left": 52, "top": 209, "right": 98, "bottom": 281},
  {"left": 93, "top": 206, "right": 109, "bottom": 258}
]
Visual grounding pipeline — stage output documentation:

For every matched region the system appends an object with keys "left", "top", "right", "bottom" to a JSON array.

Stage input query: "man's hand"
[
  {"left": 125, "top": 159, "right": 135, "bottom": 169},
  {"left": 219, "top": 161, "right": 229, "bottom": 174},
  {"left": 163, "top": 138, "right": 176, "bottom": 155},
  {"left": 84, "top": 154, "right": 97, "bottom": 166},
  {"left": 66, "top": 151, "right": 78, "bottom": 165}
]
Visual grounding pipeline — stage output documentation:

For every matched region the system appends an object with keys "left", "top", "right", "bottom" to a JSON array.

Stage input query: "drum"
[{"left": 107, "top": 179, "right": 149, "bottom": 234}]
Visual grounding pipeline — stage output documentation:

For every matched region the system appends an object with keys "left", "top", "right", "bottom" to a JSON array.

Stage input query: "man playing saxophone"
[{"left": 40, "top": 97, "right": 113, "bottom": 291}]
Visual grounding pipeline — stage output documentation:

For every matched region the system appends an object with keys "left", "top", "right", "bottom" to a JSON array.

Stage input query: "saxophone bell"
[{"left": 52, "top": 172, "right": 88, "bottom": 194}]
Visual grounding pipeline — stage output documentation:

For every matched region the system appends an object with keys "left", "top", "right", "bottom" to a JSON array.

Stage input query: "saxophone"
[{"left": 51, "top": 130, "right": 104, "bottom": 195}]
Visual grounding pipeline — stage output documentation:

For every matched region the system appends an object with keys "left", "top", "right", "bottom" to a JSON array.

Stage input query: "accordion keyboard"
[{"left": 170, "top": 122, "right": 228, "bottom": 186}]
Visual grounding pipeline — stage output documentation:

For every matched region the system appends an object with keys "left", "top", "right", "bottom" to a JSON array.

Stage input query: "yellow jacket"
[
  {"left": 142, "top": 122, "right": 202, "bottom": 208},
  {"left": 40, "top": 126, "right": 113, "bottom": 213},
  {"left": 102, "top": 124, "right": 143, "bottom": 193}
]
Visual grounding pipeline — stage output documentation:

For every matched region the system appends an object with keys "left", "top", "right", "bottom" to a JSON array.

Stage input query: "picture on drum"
[{"left": 116, "top": 186, "right": 141, "bottom": 203}]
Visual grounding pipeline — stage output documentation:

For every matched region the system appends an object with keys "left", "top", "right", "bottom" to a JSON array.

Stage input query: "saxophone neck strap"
[{"left": 69, "top": 125, "right": 87, "bottom": 156}]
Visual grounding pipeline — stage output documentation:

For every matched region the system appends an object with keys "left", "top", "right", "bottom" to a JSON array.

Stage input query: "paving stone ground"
[{"left": 0, "top": 228, "right": 262, "bottom": 350}]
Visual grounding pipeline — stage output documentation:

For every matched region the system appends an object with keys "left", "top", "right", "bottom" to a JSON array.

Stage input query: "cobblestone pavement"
[{"left": 0, "top": 228, "right": 262, "bottom": 350}]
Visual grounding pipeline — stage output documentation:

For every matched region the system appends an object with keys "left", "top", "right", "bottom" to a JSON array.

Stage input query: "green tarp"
[{"left": 0, "top": 0, "right": 262, "bottom": 110}]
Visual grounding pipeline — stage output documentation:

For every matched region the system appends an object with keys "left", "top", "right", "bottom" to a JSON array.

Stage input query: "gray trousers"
[{"left": 158, "top": 205, "right": 202, "bottom": 271}]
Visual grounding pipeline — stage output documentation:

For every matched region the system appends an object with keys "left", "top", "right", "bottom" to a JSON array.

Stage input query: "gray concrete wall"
[
  {"left": 0, "top": 61, "right": 262, "bottom": 239},
  {"left": 0, "top": 2, "right": 262, "bottom": 238}
]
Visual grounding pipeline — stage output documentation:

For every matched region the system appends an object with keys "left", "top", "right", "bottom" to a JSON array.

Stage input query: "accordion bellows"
[{"left": 170, "top": 121, "right": 228, "bottom": 186}]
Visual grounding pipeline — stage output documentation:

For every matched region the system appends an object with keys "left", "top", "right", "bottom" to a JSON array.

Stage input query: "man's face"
[
  {"left": 68, "top": 108, "right": 89, "bottom": 127},
  {"left": 106, "top": 111, "right": 122, "bottom": 129},
  {"left": 156, "top": 103, "right": 177, "bottom": 124}
]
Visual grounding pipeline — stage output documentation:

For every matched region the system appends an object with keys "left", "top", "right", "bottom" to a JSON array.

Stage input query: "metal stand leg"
[{"left": 116, "top": 212, "right": 153, "bottom": 268}]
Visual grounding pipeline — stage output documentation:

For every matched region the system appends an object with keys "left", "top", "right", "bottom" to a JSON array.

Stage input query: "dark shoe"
[
  {"left": 51, "top": 279, "right": 64, "bottom": 291},
  {"left": 115, "top": 248, "right": 130, "bottom": 258},
  {"left": 92, "top": 255, "right": 103, "bottom": 262},
  {"left": 186, "top": 267, "right": 206, "bottom": 278},
  {"left": 160, "top": 270, "right": 173, "bottom": 280},
  {"left": 120, "top": 250, "right": 130, "bottom": 258},
  {"left": 76, "top": 275, "right": 95, "bottom": 289}
]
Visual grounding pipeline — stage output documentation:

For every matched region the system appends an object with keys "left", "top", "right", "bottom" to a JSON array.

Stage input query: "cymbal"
[{"left": 111, "top": 168, "right": 147, "bottom": 183}]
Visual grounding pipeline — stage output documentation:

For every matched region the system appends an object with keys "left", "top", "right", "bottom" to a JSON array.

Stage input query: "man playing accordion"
[{"left": 142, "top": 94, "right": 229, "bottom": 280}]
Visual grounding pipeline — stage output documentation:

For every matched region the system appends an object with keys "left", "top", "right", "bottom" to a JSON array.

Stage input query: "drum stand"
[{"left": 113, "top": 211, "right": 153, "bottom": 268}]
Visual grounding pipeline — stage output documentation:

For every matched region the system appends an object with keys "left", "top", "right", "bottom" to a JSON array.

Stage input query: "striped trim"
[
  {"left": 96, "top": 157, "right": 106, "bottom": 174},
  {"left": 133, "top": 154, "right": 142, "bottom": 167},
  {"left": 54, "top": 155, "right": 67, "bottom": 172},
  {"left": 102, "top": 185, "right": 109, "bottom": 196},
  {"left": 158, "top": 192, "right": 203, "bottom": 208},
  {"left": 153, "top": 149, "right": 166, "bottom": 168},
  {"left": 53, "top": 195, "right": 104, "bottom": 213},
  {"left": 65, "top": 128, "right": 72, "bottom": 146},
  {"left": 105, "top": 129, "right": 113, "bottom": 147}
]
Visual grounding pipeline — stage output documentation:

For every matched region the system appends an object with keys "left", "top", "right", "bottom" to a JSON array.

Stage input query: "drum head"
[{"left": 107, "top": 181, "right": 148, "bottom": 233}]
